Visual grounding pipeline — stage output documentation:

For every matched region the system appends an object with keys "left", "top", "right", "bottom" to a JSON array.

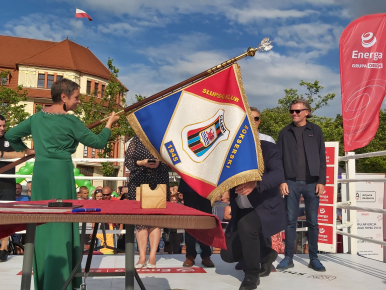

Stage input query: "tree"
[
  {"left": 259, "top": 80, "right": 337, "bottom": 141},
  {"left": 354, "top": 109, "right": 386, "bottom": 173},
  {"left": 278, "top": 80, "right": 336, "bottom": 111},
  {"left": 74, "top": 58, "right": 134, "bottom": 176},
  {"left": 0, "top": 70, "right": 30, "bottom": 129}
]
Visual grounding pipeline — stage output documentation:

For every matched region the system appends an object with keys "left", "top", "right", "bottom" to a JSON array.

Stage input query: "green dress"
[{"left": 5, "top": 111, "right": 111, "bottom": 290}]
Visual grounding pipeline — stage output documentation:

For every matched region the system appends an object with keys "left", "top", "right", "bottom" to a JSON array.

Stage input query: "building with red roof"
[{"left": 0, "top": 35, "right": 128, "bottom": 190}]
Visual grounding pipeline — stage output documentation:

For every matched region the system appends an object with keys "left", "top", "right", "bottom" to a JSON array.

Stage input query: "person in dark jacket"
[
  {"left": 276, "top": 98, "right": 326, "bottom": 272},
  {"left": 221, "top": 140, "right": 287, "bottom": 290}
]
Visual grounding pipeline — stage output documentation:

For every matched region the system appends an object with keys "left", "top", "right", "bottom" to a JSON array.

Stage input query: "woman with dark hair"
[
  {"left": 5, "top": 78, "right": 119, "bottom": 290},
  {"left": 124, "top": 136, "right": 169, "bottom": 268}
]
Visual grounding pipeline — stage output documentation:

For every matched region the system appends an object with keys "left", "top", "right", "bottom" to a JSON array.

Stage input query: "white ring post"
[{"left": 346, "top": 152, "right": 358, "bottom": 255}]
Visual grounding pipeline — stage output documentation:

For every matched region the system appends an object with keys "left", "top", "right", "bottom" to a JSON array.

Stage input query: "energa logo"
[{"left": 361, "top": 32, "right": 376, "bottom": 48}]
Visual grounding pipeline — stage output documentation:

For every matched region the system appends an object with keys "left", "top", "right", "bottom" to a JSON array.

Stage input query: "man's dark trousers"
[
  {"left": 284, "top": 180, "right": 319, "bottom": 259},
  {"left": 183, "top": 190, "right": 212, "bottom": 258},
  {"left": 221, "top": 208, "right": 271, "bottom": 275}
]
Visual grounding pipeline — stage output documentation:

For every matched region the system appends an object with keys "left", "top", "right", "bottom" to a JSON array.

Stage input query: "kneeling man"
[{"left": 221, "top": 140, "right": 287, "bottom": 290}]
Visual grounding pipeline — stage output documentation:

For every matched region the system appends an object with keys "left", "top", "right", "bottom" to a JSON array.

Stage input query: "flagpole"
[
  {"left": 0, "top": 38, "right": 273, "bottom": 174},
  {"left": 74, "top": 7, "right": 77, "bottom": 42}
]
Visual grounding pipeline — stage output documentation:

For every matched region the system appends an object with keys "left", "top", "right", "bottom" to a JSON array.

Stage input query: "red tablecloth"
[{"left": 0, "top": 200, "right": 226, "bottom": 249}]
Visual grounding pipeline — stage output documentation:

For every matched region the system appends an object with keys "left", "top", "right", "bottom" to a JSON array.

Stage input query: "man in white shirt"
[{"left": 250, "top": 107, "right": 275, "bottom": 144}]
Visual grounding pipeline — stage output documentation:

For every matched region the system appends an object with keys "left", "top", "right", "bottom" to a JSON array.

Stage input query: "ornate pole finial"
[{"left": 206, "top": 37, "right": 273, "bottom": 74}]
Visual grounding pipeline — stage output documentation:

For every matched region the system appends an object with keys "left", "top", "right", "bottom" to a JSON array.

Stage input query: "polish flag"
[{"left": 75, "top": 8, "right": 92, "bottom": 21}]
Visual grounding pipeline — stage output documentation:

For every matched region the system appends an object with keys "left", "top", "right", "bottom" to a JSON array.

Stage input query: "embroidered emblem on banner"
[{"left": 182, "top": 109, "right": 229, "bottom": 162}]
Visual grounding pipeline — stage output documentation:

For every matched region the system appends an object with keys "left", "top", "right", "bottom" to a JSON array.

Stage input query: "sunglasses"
[
  {"left": 95, "top": 189, "right": 103, "bottom": 193},
  {"left": 254, "top": 116, "right": 260, "bottom": 122},
  {"left": 289, "top": 109, "right": 307, "bottom": 114},
  {"left": 102, "top": 193, "right": 111, "bottom": 196}
]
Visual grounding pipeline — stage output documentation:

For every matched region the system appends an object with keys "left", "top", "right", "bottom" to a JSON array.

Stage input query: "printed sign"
[
  {"left": 356, "top": 191, "right": 376, "bottom": 202},
  {"left": 318, "top": 205, "right": 334, "bottom": 224},
  {"left": 326, "top": 166, "right": 335, "bottom": 185},
  {"left": 319, "top": 185, "right": 334, "bottom": 204},
  {"left": 325, "top": 147, "right": 335, "bottom": 165},
  {"left": 318, "top": 225, "right": 333, "bottom": 244}
]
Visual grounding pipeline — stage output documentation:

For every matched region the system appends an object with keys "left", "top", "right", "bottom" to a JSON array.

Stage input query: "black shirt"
[
  {"left": 293, "top": 125, "right": 307, "bottom": 181},
  {"left": 0, "top": 135, "right": 16, "bottom": 189}
]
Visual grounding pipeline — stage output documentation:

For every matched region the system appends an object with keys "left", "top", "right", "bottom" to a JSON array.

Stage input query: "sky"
[{"left": 2, "top": 0, "right": 386, "bottom": 118}]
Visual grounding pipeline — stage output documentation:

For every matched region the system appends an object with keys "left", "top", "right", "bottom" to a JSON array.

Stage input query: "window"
[
  {"left": 47, "top": 74, "right": 54, "bottom": 88},
  {"left": 56, "top": 75, "right": 63, "bottom": 81},
  {"left": 83, "top": 146, "right": 88, "bottom": 158},
  {"left": 101, "top": 84, "right": 105, "bottom": 98},
  {"left": 1, "top": 77, "right": 7, "bottom": 85},
  {"left": 92, "top": 148, "right": 95, "bottom": 158},
  {"left": 38, "top": 74, "right": 45, "bottom": 88},
  {"left": 94, "top": 82, "right": 98, "bottom": 96},
  {"left": 86, "top": 81, "right": 91, "bottom": 95},
  {"left": 34, "top": 103, "right": 52, "bottom": 113},
  {"left": 77, "top": 165, "right": 94, "bottom": 177}
]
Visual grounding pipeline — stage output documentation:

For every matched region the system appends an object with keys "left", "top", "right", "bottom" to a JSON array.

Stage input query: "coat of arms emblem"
[{"left": 182, "top": 109, "right": 229, "bottom": 162}]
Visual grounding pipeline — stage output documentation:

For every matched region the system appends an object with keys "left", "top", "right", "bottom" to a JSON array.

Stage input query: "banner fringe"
[
  {"left": 127, "top": 114, "right": 167, "bottom": 164},
  {"left": 207, "top": 169, "right": 262, "bottom": 205}
]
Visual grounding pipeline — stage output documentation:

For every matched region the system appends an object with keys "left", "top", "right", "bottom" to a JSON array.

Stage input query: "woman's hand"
[
  {"left": 137, "top": 159, "right": 160, "bottom": 168},
  {"left": 105, "top": 112, "right": 120, "bottom": 129}
]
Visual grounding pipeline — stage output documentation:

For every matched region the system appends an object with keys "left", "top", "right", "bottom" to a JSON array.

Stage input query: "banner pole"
[
  {"left": 74, "top": 7, "right": 77, "bottom": 42},
  {"left": 0, "top": 38, "right": 273, "bottom": 174}
]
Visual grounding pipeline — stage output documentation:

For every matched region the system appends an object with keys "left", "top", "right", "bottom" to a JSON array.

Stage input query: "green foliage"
[
  {"left": 0, "top": 70, "right": 30, "bottom": 129},
  {"left": 260, "top": 79, "right": 386, "bottom": 173},
  {"left": 354, "top": 109, "right": 386, "bottom": 173},
  {"left": 259, "top": 79, "right": 336, "bottom": 141},
  {"left": 74, "top": 59, "right": 135, "bottom": 176},
  {"left": 278, "top": 80, "right": 336, "bottom": 111}
]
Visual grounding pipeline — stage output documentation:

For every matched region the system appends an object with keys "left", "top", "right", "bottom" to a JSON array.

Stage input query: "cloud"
[
  {"left": 225, "top": 8, "right": 318, "bottom": 24},
  {"left": 237, "top": 52, "right": 341, "bottom": 116},
  {"left": 333, "top": 0, "right": 386, "bottom": 18},
  {"left": 274, "top": 23, "right": 344, "bottom": 58},
  {"left": 97, "top": 23, "right": 140, "bottom": 37},
  {"left": 56, "top": 0, "right": 328, "bottom": 26},
  {"left": 121, "top": 33, "right": 341, "bottom": 117},
  {"left": 1, "top": 13, "right": 74, "bottom": 41}
]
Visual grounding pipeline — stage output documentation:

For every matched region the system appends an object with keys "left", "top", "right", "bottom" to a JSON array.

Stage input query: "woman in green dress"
[{"left": 5, "top": 78, "right": 119, "bottom": 290}]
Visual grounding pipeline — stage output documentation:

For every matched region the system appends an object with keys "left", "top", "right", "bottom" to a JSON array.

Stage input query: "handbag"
[{"left": 162, "top": 231, "right": 170, "bottom": 242}]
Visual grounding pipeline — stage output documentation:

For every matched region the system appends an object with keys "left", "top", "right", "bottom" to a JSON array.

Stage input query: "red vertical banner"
[{"left": 340, "top": 14, "right": 386, "bottom": 152}]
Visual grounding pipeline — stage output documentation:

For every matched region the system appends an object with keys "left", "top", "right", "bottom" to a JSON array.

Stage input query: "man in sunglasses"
[
  {"left": 250, "top": 107, "right": 275, "bottom": 144},
  {"left": 276, "top": 98, "right": 326, "bottom": 272}
]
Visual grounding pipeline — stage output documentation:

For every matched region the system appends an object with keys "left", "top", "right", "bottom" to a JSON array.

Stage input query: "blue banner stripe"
[
  {"left": 217, "top": 116, "right": 258, "bottom": 185},
  {"left": 196, "top": 146, "right": 210, "bottom": 157},
  {"left": 135, "top": 91, "right": 182, "bottom": 151},
  {"left": 188, "top": 136, "right": 200, "bottom": 145}
]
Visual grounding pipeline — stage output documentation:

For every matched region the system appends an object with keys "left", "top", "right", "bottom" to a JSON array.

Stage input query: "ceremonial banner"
[
  {"left": 128, "top": 64, "right": 263, "bottom": 203},
  {"left": 340, "top": 13, "right": 386, "bottom": 152}
]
